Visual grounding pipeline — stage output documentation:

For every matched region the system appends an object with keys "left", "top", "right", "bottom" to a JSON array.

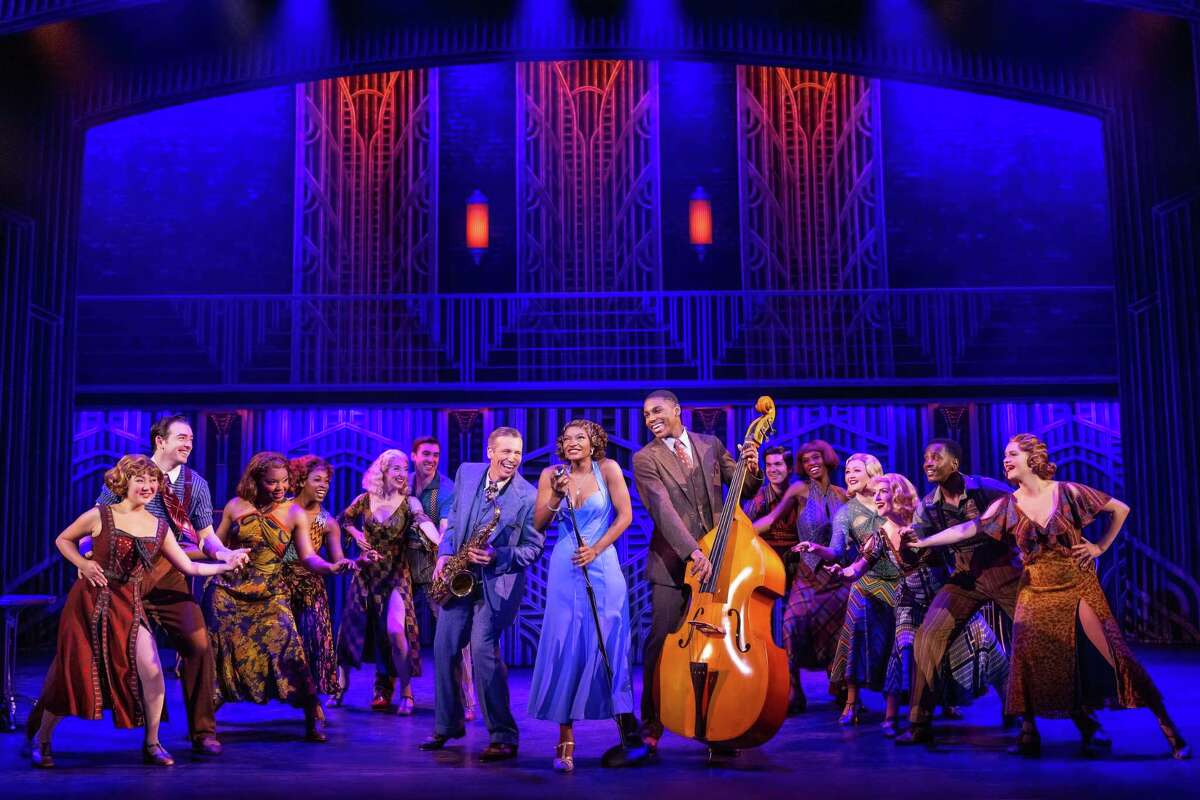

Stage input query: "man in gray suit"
[
  {"left": 633, "top": 390, "right": 761, "bottom": 757},
  {"left": 419, "top": 427, "right": 544, "bottom": 762}
]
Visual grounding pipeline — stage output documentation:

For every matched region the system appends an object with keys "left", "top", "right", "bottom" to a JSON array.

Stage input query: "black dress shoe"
[
  {"left": 478, "top": 742, "right": 518, "bottom": 762},
  {"left": 895, "top": 723, "right": 933, "bottom": 745},
  {"left": 419, "top": 731, "right": 464, "bottom": 751}
]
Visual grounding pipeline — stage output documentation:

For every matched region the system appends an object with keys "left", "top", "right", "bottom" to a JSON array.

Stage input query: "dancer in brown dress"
[
  {"left": 908, "top": 434, "right": 1190, "bottom": 759},
  {"left": 206, "top": 452, "right": 343, "bottom": 742},
  {"left": 751, "top": 440, "right": 850, "bottom": 714},
  {"left": 31, "top": 455, "right": 245, "bottom": 768},
  {"left": 284, "top": 456, "right": 356, "bottom": 709},
  {"left": 338, "top": 449, "right": 441, "bottom": 713}
]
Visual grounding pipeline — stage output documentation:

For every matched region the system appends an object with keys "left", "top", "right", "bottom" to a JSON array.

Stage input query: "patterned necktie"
[
  {"left": 160, "top": 472, "right": 197, "bottom": 547},
  {"left": 485, "top": 478, "right": 500, "bottom": 503},
  {"left": 673, "top": 438, "right": 693, "bottom": 471}
]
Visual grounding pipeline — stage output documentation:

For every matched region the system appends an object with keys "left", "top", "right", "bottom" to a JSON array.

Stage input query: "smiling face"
[
  {"left": 799, "top": 449, "right": 827, "bottom": 483},
  {"left": 561, "top": 425, "right": 591, "bottom": 463},
  {"left": 155, "top": 421, "right": 194, "bottom": 468},
  {"left": 923, "top": 443, "right": 959, "bottom": 485},
  {"left": 1002, "top": 441, "right": 1030, "bottom": 482},
  {"left": 304, "top": 466, "right": 331, "bottom": 504},
  {"left": 488, "top": 434, "right": 523, "bottom": 481},
  {"left": 258, "top": 465, "right": 290, "bottom": 504},
  {"left": 412, "top": 443, "right": 440, "bottom": 480},
  {"left": 844, "top": 458, "right": 871, "bottom": 496},
  {"left": 643, "top": 395, "right": 683, "bottom": 440},
  {"left": 870, "top": 478, "right": 895, "bottom": 517},
  {"left": 384, "top": 455, "right": 409, "bottom": 494},
  {"left": 127, "top": 470, "right": 160, "bottom": 509},
  {"left": 764, "top": 453, "right": 789, "bottom": 488}
]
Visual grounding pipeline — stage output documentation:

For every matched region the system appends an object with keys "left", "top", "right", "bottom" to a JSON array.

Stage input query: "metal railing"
[{"left": 75, "top": 287, "right": 1117, "bottom": 389}]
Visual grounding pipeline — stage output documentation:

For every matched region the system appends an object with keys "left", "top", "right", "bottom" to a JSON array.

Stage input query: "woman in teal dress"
[{"left": 529, "top": 419, "right": 636, "bottom": 772}]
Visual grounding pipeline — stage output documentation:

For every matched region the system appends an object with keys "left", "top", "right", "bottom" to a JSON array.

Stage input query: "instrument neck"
[{"left": 703, "top": 451, "right": 749, "bottom": 592}]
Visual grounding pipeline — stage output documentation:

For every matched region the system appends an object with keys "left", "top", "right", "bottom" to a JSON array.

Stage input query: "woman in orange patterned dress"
[
  {"left": 31, "top": 455, "right": 245, "bottom": 768},
  {"left": 909, "top": 434, "right": 1189, "bottom": 759}
]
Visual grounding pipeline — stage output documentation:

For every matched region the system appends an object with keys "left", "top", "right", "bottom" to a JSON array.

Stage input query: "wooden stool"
[{"left": 0, "top": 594, "right": 56, "bottom": 732}]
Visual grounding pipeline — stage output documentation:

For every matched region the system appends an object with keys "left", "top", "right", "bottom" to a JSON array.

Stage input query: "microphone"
[{"left": 553, "top": 464, "right": 574, "bottom": 510}]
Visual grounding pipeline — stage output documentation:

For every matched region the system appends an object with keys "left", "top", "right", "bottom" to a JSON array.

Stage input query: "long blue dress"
[{"left": 528, "top": 461, "right": 635, "bottom": 724}]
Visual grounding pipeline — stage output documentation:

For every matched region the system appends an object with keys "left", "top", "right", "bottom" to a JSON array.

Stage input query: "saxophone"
[{"left": 428, "top": 504, "right": 502, "bottom": 606}]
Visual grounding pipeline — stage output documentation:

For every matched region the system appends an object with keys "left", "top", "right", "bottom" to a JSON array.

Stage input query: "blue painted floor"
[{"left": 3, "top": 646, "right": 1197, "bottom": 799}]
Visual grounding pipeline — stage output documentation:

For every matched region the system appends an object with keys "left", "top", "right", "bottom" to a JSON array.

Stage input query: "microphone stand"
[{"left": 555, "top": 465, "right": 649, "bottom": 767}]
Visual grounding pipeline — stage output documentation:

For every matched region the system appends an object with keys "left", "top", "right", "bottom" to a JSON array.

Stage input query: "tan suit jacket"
[{"left": 633, "top": 430, "right": 762, "bottom": 587}]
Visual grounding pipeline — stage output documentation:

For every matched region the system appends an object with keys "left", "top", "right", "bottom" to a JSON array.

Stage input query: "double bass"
[{"left": 657, "top": 396, "right": 788, "bottom": 747}]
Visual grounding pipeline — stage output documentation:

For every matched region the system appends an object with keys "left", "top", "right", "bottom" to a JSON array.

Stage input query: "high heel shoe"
[
  {"left": 1074, "top": 712, "right": 1112, "bottom": 757},
  {"left": 30, "top": 740, "right": 54, "bottom": 769},
  {"left": 1007, "top": 728, "right": 1041, "bottom": 757},
  {"left": 306, "top": 709, "right": 329, "bottom": 743},
  {"left": 880, "top": 718, "right": 900, "bottom": 738},
  {"left": 396, "top": 695, "right": 415, "bottom": 716},
  {"left": 838, "top": 703, "right": 862, "bottom": 726},
  {"left": 1162, "top": 725, "right": 1192, "bottom": 760},
  {"left": 143, "top": 742, "right": 175, "bottom": 767},
  {"left": 553, "top": 740, "right": 575, "bottom": 772}
]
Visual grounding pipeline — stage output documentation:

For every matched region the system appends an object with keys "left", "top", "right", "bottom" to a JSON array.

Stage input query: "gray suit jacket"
[
  {"left": 633, "top": 431, "right": 762, "bottom": 587},
  {"left": 438, "top": 462, "right": 544, "bottom": 626}
]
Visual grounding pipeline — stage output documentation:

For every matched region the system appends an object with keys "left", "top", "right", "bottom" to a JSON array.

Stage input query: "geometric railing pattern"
[
  {"left": 73, "top": 287, "right": 1118, "bottom": 390},
  {"left": 59, "top": 398, "right": 1192, "bottom": 665}
]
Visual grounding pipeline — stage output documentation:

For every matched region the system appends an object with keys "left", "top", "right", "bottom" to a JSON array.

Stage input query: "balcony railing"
[{"left": 74, "top": 288, "right": 1117, "bottom": 391}]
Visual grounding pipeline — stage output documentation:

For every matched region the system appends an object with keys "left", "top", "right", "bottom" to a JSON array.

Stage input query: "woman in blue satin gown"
[{"left": 529, "top": 419, "right": 636, "bottom": 772}]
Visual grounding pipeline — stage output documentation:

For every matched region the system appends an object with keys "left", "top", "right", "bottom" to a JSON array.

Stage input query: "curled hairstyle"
[
  {"left": 236, "top": 451, "right": 289, "bottom": 502},
  {"left": 1009, "top": 433, "right": 1057, "bottom": 481},
  {"left": 363, "top": 449, "right": 409, "bottom": 497},
  {"left": 556, "top": 419, "right": 608, "bottom": 461},
  {"left": 796, "top": 439, "right": 840, "bottom": 477},
  {"left": 868, "top": 473, "right": 920, "bottom": 524},
  {"left": 289, "top": 454, "right": 333, "bottom": 495},
  {"left": 104, "top": 454, "right": 165, "bottom": 499},
  {"left": 845, "top": 452, "right": 884, "bottom": 479}
]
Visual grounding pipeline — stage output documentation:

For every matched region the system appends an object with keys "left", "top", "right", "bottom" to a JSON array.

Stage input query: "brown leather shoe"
[
  {"left": 192, "top": 736, "right": 222, "bottom": 756},
  {"left": 419, "top": 730, "right": 465, "bottom": 751},
  {"left": 30, "top": 740, "right": 54, "bottom": 769},
  {"left": 478, "top": 742, "right": 518, "bottom": 762},
  {"left": 895, "top": 723, "right": 933, "bottom": 745}
]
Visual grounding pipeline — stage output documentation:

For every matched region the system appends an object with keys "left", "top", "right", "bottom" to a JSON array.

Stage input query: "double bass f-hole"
[{"left": 727, "top": 608, "right": 751, "bottom": 653}]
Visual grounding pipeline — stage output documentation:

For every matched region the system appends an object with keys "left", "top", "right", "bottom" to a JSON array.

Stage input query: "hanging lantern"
[
  {"left": 689, "top": 186, "right": 712, "bottom": 259},
  {"left": 466, "top": 189, "right": 489, "bottom": 264}
]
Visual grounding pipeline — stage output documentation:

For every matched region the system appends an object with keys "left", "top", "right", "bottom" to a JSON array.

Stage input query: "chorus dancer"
[
  {"left": 895, "top": 439, "right": 1019, "bottom": 745},
  {"left": 26, "top": 414, "right": 241, "bottom": 757},
  {"left": 283, "top": 456, "right": 357, "bottom": 712},
  {"left": 823, "top": 474, "right": 1006, "bottom": 737},
  {"left": 742, "top": 445, "right": 804, "bottom": 713},
  {"left": 337, "top": 449, "right": 438, "bottom": 714},
  {"left": 30, "top": 455, "right": 246, "bottom": 768},
  {"left": 205, "top": 451, "right": 341, "bottom": 742},
  {"left": 408, "top": 436, "right": 476, "bottom": 720},
  {"left": 802, "top": 453, "right": 893, "bottom": 723},
  {"left": 632, "top": 390, "right": 760, "bottom": 761},
  {"left": 529, "top": 420, "right": 638, "bottom": 772},
  {"left": 420, "top": 427, "right": 544, "bottom": 762},
  {"left": 750, "top": 440, "right": 850, "bottom": 715},
  {"left": 907, "top": 435, "right": 1190, "bottom": 759}
]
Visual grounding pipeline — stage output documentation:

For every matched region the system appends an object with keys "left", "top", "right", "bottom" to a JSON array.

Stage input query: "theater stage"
[{"left": 3, "top": 648, "right": 1196, "bottom": 800}]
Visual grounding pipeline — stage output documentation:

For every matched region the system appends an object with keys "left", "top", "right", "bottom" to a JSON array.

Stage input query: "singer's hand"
[{"left": 551, "top": 467, "right": 571, "bottom": 498}]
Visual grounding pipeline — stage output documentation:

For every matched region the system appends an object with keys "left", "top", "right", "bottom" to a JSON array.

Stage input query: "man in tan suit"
[{"left": 633, "top": 389, "right": 761, "bottom": 758}]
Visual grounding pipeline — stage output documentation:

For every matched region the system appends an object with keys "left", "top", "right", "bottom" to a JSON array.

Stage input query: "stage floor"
[{"left": 4, "top": 647, "right": 1197, "bottom": 799}]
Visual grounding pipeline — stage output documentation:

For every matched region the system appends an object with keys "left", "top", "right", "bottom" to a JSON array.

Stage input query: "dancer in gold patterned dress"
[
  {"left": 909, "top": 434, "right": 1189, "bottom": 759},
  {"left": 206, "top": 452, "right": 344, "bottom": 742}
]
